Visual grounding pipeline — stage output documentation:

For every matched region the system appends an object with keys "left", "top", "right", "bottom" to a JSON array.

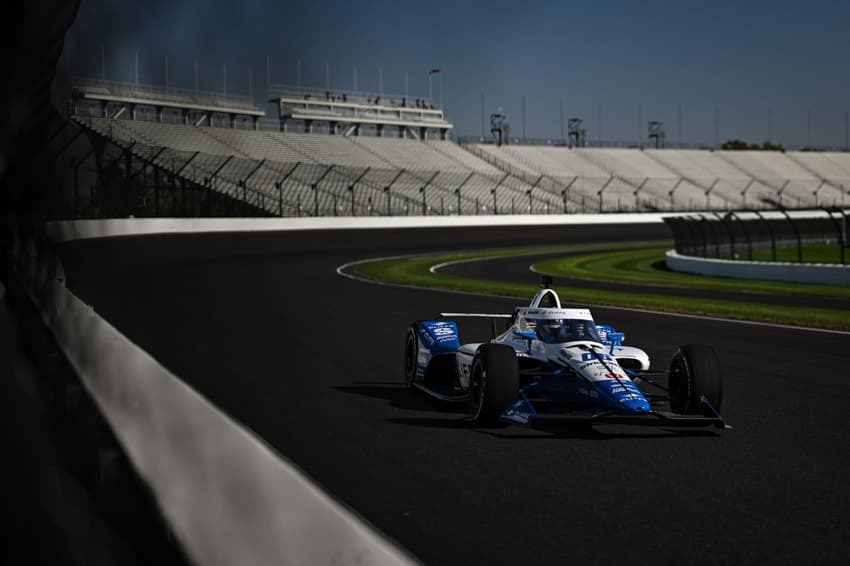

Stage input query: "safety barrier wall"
[
  {"left": 665, "top": 250, "right": 850, "bottom": 285},
  {"left": 13, "top": 231, "right": 418, "bottom": 566},
  {"left": 45, "top": 212, "right": 668, "bottom": 242}
]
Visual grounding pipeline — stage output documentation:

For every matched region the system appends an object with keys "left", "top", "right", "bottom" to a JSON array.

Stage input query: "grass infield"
[{"left": 352, "top": 242, "right": 850, "bottom": 332}]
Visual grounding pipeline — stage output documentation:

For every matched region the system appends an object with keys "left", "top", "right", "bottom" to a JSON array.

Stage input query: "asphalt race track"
[{"left": 58, "top": 224, "right": 849, "bottom": 565}]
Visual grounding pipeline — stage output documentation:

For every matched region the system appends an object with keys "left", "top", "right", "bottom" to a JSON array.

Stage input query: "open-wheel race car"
[{"left": 403, "top": 277, "right": 728, "bottom": 428}]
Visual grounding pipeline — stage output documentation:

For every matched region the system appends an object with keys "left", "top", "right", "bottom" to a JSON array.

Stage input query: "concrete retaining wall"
[{"left": 666, "top": 250, "right": 850, "bottom": 285}]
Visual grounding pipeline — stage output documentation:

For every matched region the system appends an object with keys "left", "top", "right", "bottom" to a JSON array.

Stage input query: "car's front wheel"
[
  {"left": 668, "top": 344, "right": 723, "bottom": 415},
  {"left": 403, "top": 325, "right": 418, "bottom": 391},
  {"left": 469, "top": 344, "right": 519, "bottom": 425}
]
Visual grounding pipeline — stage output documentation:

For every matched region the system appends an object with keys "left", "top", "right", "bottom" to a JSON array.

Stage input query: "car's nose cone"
[{"left": 619, "top": 397, "right": 651, "bottom": 414}]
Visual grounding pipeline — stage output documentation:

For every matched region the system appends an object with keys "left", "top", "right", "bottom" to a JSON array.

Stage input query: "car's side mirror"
[
  {"left": 607, "top": 332, "right": 625, "bottom": 344},
  {"left": 513, "top": 330, "right": 537, "bottom": 341}
]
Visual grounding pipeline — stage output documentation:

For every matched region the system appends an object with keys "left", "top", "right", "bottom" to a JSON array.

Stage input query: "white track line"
[{"left": 337, "top": 253, "right": 850, "bottom": 337}]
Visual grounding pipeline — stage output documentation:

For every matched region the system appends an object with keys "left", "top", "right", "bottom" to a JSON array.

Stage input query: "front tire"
[
  {"left": 468, "top": 344, "right": 519, "bottom": 425},
  {"left": 668, "top": 344, "right": 723, "bottom": 415},
  {"left": 403, "top": 325, "right": 418, "bottom": 391}
]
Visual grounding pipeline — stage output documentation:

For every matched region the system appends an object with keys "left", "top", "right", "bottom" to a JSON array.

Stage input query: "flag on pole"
[{"left": 428, "top": 68, "right": 441, "bottom": 75}]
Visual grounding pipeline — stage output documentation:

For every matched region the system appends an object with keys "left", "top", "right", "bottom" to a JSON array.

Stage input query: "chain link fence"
[{"left": 664, "top": 209, "right": 848, "bottom": 265}]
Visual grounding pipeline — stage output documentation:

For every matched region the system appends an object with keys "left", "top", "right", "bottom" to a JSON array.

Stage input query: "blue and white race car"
[{"left": 403, "top": 278, "right": 727, "bottom": 428}]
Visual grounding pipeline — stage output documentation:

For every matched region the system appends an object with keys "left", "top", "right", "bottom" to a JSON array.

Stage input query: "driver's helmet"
[{"left": 536, "top": 319, "right": 568, "bottom": 343}]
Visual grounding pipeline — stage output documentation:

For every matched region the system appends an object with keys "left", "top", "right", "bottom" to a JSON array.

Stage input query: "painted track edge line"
[{"left": 337, "top": 255, "right": 850, "bottom": 337}]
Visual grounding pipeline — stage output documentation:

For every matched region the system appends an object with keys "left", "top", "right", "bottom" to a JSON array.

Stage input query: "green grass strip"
[
  {"left": 534, "top": 248, "right": 850, "bottom": 299},
  {"left": 749, "top": 243, "right": 846, "bottom": 264},
  {"left": 352, "top": 245, "right": 850, "bottom": 332}
]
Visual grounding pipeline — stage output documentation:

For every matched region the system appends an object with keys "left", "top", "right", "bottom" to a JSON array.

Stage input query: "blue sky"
[{"left": 65, "top": 0, "right": 850, "bottom": 147}]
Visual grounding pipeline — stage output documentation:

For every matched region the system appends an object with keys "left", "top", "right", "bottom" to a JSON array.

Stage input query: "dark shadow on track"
[
  {"left": 334, "top": 383, "right": 468, "bottom": 413},
  {"left": 385, "top": 417, "right": 720, "bottom": 440}
]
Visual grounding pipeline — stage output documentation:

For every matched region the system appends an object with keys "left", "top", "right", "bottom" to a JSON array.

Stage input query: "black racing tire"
[
  {"left": 403, "top": 325, "right": 418, "bottom": 391},
  {"left": 468, "top": 344, "right": 519, "bottom": 425},
  {"left": 668, "top": 344, "right": 723, "bottom": 415}
]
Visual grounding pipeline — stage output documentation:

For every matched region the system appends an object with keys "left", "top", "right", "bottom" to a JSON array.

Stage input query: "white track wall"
[{"left": 665, "top": 250, "right": 850, "bottom": 285}]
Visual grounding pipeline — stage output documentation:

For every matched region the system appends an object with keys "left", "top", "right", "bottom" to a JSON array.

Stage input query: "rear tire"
[
  {"left": 668, "top": 344, "right": 723, "bottom": 415},
  {"left": 403, "top": 325, "right": 418, "bottom": 391},
  {"left": 468, "top": 344, "right": 519, "bottom": 425}
]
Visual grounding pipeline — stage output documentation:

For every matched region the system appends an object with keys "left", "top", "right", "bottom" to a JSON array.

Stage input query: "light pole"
[{"left": 428, "top": 68, "right": 441, "bottom": 104}]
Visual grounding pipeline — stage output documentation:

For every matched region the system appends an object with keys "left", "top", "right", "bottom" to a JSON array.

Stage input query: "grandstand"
[{"left": 66, "top": 78, "right": 850, "bottom": 217}]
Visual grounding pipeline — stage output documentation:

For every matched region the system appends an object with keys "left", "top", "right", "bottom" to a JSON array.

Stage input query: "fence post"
[
  {"left": 598, "top": 175, "right": 615, "bottom": 213},
  {"left": 696, "top": 215, "right": 712, "bottom": 257},
  {"left": 822, "top": 207, "right": 847, "bottom": 265},
  {"left": 276, "top": 182, "right": 283, "bottom": 216},
  {"left": 728, "top": 211, "right": 752, "bottom": 260},
  {"left": 778, "top": 209, "right": 803, "bottom": 263},
  {"left": 685, "top": 216, "right": 704, "bottom": 256},
  {"left": 752, "top": 210, "right": 777, "bottom": 261},
  {"left": 714, "top": 212, "right": 736, "bottom": 259}
]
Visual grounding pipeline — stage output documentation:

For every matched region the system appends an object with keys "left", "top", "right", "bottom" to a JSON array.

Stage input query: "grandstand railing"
[
  {"left": 269, "top": 83, "right": 440, "bottom": 110},
  {"left": 458, "top": 135, "right": 850, "bottom": 152},
  {"left": 72, "top": 78, "right": 264, "bottom": 113}
]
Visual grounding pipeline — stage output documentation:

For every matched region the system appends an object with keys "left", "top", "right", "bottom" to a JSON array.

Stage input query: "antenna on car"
[{"left": 540, "top": 275, "right": 553, "bottom": 289}]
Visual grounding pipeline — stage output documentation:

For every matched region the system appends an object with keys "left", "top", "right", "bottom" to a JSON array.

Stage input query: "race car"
[{"left": 403, "top": 277, "right": 727, "bottom": 428}]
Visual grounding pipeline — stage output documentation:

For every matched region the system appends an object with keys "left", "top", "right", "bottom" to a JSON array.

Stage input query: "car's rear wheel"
[
  {"left": 668, "top": 344, "right": 723, "bottom": 415},
  {"left": 469, "top": 344, "right": 519, "bottom": 425},
  {"left": 403, "top": 325, "right": 418, "bottom": 391}
]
